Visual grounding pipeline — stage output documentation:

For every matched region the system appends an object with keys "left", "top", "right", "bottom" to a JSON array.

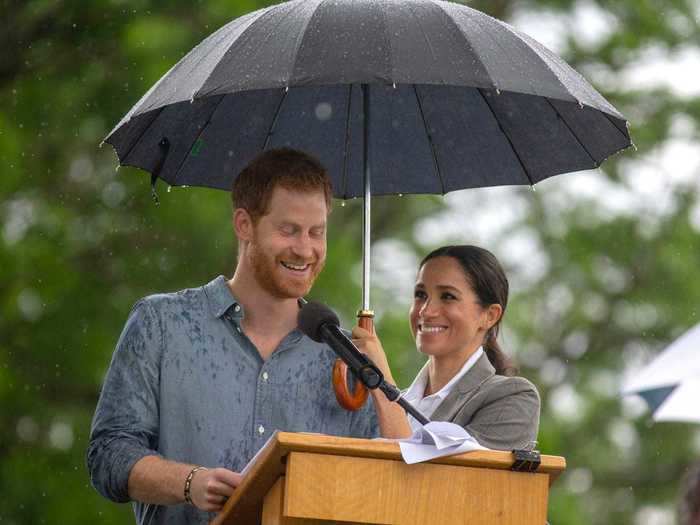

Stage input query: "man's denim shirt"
[{"left": 87, "top": 276, "right": 377, "bottom": 524}]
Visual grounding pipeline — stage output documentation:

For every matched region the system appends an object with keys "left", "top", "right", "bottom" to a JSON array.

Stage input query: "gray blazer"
[{"left": 429, "top": 353, "right": 540, "bottom": 451}]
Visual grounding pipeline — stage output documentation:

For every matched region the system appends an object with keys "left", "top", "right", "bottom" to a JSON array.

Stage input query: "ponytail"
[{"left": 484, "top": 329, "right": 517, "bottom": 377}]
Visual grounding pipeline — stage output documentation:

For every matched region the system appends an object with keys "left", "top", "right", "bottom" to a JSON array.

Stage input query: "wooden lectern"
[{"left": 211, "top": 432, "right": 566, "bottom": 525}]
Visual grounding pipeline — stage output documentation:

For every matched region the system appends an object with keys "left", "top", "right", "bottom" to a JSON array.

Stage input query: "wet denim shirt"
[{"left": 87, "top": 276, "right": 377, "bottom": 525}]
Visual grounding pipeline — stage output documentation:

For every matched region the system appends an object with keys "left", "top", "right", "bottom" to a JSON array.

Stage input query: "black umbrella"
[{"left": 105, "top": 0, "right": 631, "bottom": 407}]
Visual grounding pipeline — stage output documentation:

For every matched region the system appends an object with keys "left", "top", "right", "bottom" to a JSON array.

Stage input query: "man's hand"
[
  {"left": 128, "top": 456, "right": 243, "bottom": 512},
  {"left": 189, "top": 467, "right": 243, "bottom": 513}
]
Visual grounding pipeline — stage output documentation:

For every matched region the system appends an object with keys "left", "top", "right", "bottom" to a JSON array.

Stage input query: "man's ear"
[
  {"left": 483, "top": 303, "right": 503, "bottom": 331},
  {"left": 233, "top": 208, "right": 254, "bottom": 242}
]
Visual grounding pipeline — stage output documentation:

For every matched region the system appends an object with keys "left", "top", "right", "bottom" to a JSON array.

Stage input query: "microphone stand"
[{"left": 319, "top": 324, "right": 430, "bottom": 426}]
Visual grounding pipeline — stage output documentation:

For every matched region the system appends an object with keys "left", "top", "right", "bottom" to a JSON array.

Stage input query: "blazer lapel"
[{"left": 429, "top": 353, "right": 495, "bottom": 423}]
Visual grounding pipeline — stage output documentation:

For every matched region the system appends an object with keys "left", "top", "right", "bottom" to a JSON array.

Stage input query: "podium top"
[{"left": 211, "top": 432, "right": 566, "bottom": 525}]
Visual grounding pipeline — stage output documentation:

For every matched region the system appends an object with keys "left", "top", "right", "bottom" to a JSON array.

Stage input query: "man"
[
  {"left": 87, "top": 148, "right": 377, "bottom": 524},
  {"left": 680, "top": 460, "right": 700, "bottom": 525}
]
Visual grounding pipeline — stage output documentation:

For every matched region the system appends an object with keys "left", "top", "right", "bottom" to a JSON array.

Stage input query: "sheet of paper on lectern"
[{"left": 398, "top": 421, "right": 487, "bottom": 464}]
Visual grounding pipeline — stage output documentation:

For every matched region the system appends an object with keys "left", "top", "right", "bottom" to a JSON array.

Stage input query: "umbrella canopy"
[
  {"left": 105, "top": 0, "right": 631, "bottom": 198},
  {"left": 106, "top": 0, "right": 632, "bottom": 411},
  {"left": 622, "top": 323, "right": 700, "bottom": 423}
]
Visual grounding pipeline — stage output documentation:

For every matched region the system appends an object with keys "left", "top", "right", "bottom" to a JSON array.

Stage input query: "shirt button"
[
  {"left": 262, "top": 372, "right": 269, "bottom": 381},
  {"left": 234, "top": 304, "right": 241, "bottom": 312},
  {"left": 258, "top": 425, "right": 265, "bottom": 435}
]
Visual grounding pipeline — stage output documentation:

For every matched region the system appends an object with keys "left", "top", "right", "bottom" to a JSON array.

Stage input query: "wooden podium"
[{"left": 211, "top": 432, "right": 566, "bottom": 525}]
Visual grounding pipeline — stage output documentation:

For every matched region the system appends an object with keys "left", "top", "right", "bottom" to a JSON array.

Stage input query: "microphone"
[
  {"left": 298, "top": 301, "right": 383, "bottom": 389},
  {"left": 298, "top": 301, "right": 430, "bottom": 425}
]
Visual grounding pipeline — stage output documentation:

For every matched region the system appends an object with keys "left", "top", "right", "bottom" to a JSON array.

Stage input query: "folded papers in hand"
[{"left": 398, "top": 421, "right": 487, "bottom": 464}]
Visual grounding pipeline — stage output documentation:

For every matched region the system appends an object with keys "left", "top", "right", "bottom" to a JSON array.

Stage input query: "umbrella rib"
[
  {"left": 168, "top": 95, "right": 227, "bottom": 186},
  {"left": 195, "top": 4, "right": 294, "bottom": 98},
  {"left": 262, "top": 88, "right": 289, "bottom": 150},
  {"left": 340, "top": 83, "right": 353, "bottom": 199},
  {"left": 117, "top": 107, "right": 166, "bottom": 165},
  {"left": 600, "top": 110, "right": 633, "bottom": 142},
  {"left": 544, "top": 98, "right": 598, "bottom": 166},
  {"left": 476, "top": 88, "right": 535, "bottom": 186},
  {"left": 412, "top": 84, "right": 446, "bottom": 194}
]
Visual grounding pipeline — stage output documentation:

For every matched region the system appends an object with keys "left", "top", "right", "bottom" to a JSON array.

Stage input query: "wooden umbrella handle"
[{"left": 332, "top": 310, "right": 374, "bottom": 411}]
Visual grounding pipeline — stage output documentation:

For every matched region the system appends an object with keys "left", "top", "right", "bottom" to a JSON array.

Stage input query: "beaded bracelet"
[{"left": 184, "top": 466, "right": 208, "bottom": 505}]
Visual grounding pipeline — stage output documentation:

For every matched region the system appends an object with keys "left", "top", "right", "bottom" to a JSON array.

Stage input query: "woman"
[{"left": 353, "top": 245, "right": 539, "bottom": 451}]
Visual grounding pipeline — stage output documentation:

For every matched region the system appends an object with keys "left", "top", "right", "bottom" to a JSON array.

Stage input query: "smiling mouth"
[
  {"left": 280, "top": 261, "right": 311, "bottom": 272},
  {"left": 419, "top": 324, "right": 447, "bottom": 334}
]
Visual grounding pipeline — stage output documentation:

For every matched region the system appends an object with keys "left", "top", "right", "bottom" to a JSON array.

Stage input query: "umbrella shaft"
[{"left": 362, "top": 84, "right": 371, "bottom": 311}]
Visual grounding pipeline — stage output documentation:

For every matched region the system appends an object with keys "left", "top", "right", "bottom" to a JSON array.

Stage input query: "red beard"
[{"left": 247, "top": 239, "right": 324, "bottom": 299}]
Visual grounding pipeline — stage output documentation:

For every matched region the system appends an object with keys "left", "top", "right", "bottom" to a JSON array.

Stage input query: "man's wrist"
[{"left": 183, "top": 466, "right": 208, "bottom": 505}]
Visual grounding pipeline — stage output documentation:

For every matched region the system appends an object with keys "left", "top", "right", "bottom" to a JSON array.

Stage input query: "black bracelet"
[{"left": 184, "top": 466, "right": 208, "bottom": 505}]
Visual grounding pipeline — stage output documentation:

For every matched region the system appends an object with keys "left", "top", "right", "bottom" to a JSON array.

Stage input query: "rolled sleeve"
[{"left": 87, "top": 299, "right": 163, "bottom": 502}]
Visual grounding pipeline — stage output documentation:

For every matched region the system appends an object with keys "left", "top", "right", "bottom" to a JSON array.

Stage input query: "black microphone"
[
  {"left": 298, "top": 301, "right": 383, "bottom": 389},
  {"left": 298, "top": 301, "right": 430, "bottom": 425}
]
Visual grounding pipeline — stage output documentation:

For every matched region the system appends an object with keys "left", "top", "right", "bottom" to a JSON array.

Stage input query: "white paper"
[{"left": 398, "top": 421, "right": 487, "bottom": 464}]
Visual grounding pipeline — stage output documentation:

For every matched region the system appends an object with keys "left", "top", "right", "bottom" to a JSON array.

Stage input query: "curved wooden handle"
[{"left": 331, "top": 311, "right": 374, "bottom": 411}]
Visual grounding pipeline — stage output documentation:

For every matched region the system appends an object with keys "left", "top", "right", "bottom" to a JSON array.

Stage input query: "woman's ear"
[
  {"left": 483, "top": 303, "right": 503, "bottom": 331},
  {"left": 233, "top": 208, "right": 254, "bottom": 242}
]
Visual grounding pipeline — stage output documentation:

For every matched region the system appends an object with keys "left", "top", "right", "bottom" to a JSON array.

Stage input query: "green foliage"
[{"left": 2, "top": 1, "right": 699, "bottom": 523}]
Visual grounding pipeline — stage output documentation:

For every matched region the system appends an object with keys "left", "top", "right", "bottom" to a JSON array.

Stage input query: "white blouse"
[{"left": 402, "top": 347, "right": 484, "bottom": 433}]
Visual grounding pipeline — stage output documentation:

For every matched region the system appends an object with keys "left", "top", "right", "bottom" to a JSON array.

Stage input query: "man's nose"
[{"left": 291, "top": 232, "right": 314, "bottom": 259}]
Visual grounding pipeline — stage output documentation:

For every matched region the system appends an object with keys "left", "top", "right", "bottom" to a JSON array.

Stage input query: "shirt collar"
[
  {"left": 202, "top": 276, "right": 307, "bottom": 340},
  {"left": 405, "top": 347, "right": 485, "bottom": 401},
  {"left": 203, "top": 275, "right": 242, "bottom": 319}
]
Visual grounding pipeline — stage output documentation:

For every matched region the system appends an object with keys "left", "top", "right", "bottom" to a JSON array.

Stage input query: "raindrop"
[
  {"left": 398, "top": 193, "right": 403, "bottom": 197},
  {"left": 340, "top": 201, "right": 346, "bottom": 207},
  {"left": 285, "top": 86, "right": 289, "bottom": 93},
  {"left": 495, "top": 88, "right": 501, "bottom": 95},
  {"left": 16, "top": 416, "right": 39, "bottom": 442},
  {"left": 115, "top": 165, "right": 120, "bottom": 172},
  {"left": 102, "top": 181, "right": 126, "bottom": 208},
  {"left": 314, "top": 102, "right": 333, "bottom": 121},
  {"left": 48, "top": 421, "right": 74, "bottom": 451},
  {"left": 392, "top": 82, "right": 396, "bottom": 89},
  {"left": 167, "top": 186, "right": 172, "bottom": 193}
]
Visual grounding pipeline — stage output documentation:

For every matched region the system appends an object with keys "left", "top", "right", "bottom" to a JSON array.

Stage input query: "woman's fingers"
[{"left": 351, "top": 326, "right": 372, "bottom": 339}]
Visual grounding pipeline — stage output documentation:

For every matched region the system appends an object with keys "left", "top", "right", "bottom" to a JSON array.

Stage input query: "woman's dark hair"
[{"left": 420, "top": 245, "right": 517, "bottom": 376}]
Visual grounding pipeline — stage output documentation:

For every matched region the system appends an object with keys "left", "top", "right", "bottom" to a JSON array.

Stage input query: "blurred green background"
[{"left": 2, "top": 0, "right": 700, "bottom": 523}]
